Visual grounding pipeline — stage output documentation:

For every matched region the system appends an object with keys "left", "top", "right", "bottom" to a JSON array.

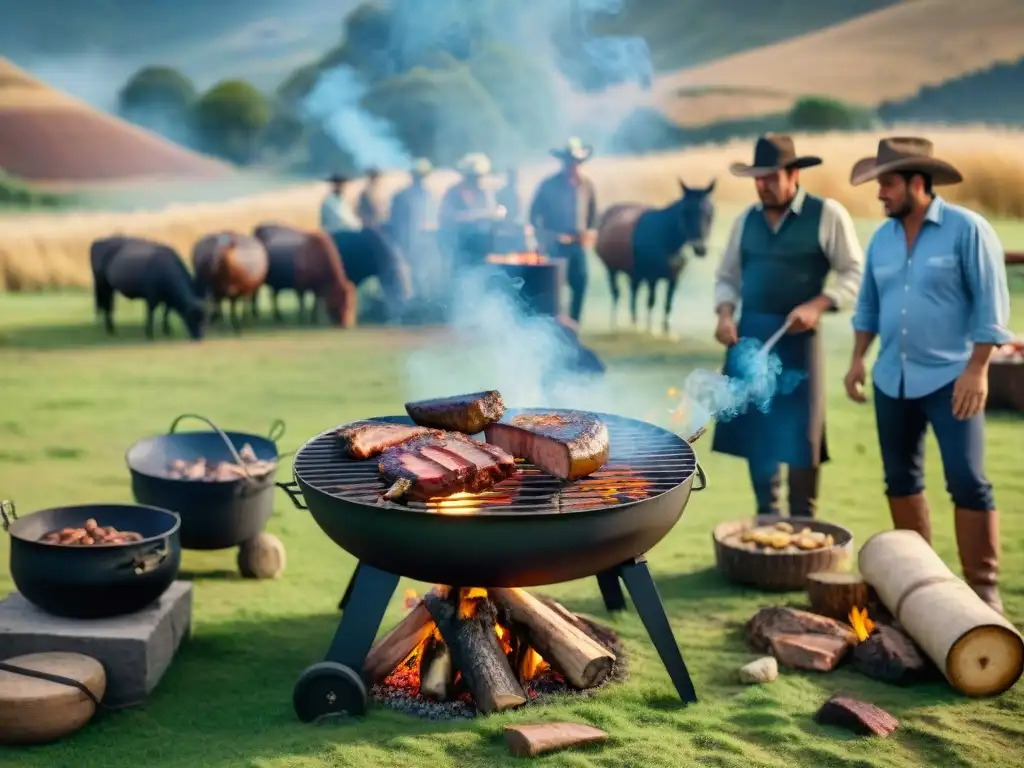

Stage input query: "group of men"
[
  {"left": 317, "top": 138, "right": 599, "bottom": 323},
  {"left": 711, "top": 133, "right": 1013, "bottom": 615}
]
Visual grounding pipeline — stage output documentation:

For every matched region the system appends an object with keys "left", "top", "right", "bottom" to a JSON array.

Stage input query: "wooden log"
[
  {"left": 424, "top": 592, "right": 526, "bottom": 714},
  {"left": 491, "top": 588, "right": 615, "bottom": 689},
  {"left": 746, "top": 606, "right": 855, "bottom": 653},
  {"left": 539, "top": 597, "right": 590, "bottom": 635},
  {"left": 852, "top": 624, "right": 928, "bottom": 684},
  {"left": 418, "top": 635, "right": 454, "bottom": 701},
  {"left": 363, "top": 601, "right": 434, "bottom": 683},
  {"left": 769, "top": 633, "right": 850, "bottom": 672},
  {"left": 806, "top": 571, "right": 869, "bottom": 621},
  {"left": 814, "top": 695, "right": 899, "bottom": 737},
  {"left": 859, "top": 530, "right": 1024, "bottom": 697},
  {"left": 504, "top": 722, "right": 609, "bottom": 757}
]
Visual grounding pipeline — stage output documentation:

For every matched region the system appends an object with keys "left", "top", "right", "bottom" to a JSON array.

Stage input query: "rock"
[
  {"left": 769, "top": 633, "right": 850, "bottom": 672},
  {"left": 504, "top": 722, "right": 609, "bottom": 757},
  {"left": 747, "top": 606, "right": 856, "bottom": 652},
  {"left": 738, "top": 656, "right": 778, "bottom": 684},
  {"left": 852, "top": 625, "right": 929, "bottom": 684},
  {"left": 814, "top": 695, "right": 899, "bottom": 737},
  {"left": 237, "top": 532, "right": 286, "bottom": 579}
]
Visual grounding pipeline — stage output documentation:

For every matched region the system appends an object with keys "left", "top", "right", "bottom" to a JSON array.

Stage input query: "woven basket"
[
  {"left": 987, "top": 360, "right": 1024, "bottom": 413},
  {"left": 712, "top": 516, "right": 854, "bottom": 591}
]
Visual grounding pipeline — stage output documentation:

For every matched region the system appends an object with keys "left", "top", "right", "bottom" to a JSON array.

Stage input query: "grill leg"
[
  {"left": 337, "top": 562, "right": 362, "bottom": 611},
  {"left": 596, "top": 570, "right": 627, "bottom": 612},
  {"left": 324, "top": 562, "right": 400, "bottom": 670},
  {"left": 617, "top": 556, "right": 698, "bottom": 704}
]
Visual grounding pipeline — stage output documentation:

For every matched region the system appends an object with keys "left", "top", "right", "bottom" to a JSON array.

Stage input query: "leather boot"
[
  {"left": 887, "top": 493, "right": 932, "bottom": 544},
  {"left": 954, "top": 507, "right": 1003, "bottom": 614},
  {"left": 788, "top": 467, "right": 819, "bottom": 518}
]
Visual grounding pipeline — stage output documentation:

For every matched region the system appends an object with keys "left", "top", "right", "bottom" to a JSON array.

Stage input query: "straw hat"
[
  {"left": 551, "top": 136, "right": 593, "bottom": 163},
  {"left": 456, "top": 153, "right": 491, "bottom": 176},
  {"left": 410, "top": 158, "right": 433, "bottom": 176},
  {"left": 729, "top": 134, "right": 822, "bottom": 178},
  {"left": 850, "top": 137, "right": 962, "bottom": 186}
]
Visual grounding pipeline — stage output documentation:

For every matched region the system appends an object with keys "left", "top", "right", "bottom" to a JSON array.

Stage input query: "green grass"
[{"left": 0, "top": 212, "right": 1022, "bottom": 768}]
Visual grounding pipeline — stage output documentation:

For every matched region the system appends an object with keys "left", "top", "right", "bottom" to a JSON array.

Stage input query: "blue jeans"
[
  {"left": 748, "top": 459, "right": 819, "bottom": 518},
  {"left": 873, "top": 381, "right": 994, "bottom": 510}
]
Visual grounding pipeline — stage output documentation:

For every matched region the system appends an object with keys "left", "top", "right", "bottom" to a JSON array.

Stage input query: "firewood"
[
  {"left": 769, "top": 633, "right": 850, "bottom": 672},
  {"left": 418, "top": 635, "right": 454, "bottom": 701},
  {"left": 852, "top": 624, "right": 928, "bottom": 684},
  {"left": 814, "top": 695, "right": 899, "bottom": 737},
  {"left": 363, "top": 601, "right": 434, "bottom": 683},
  {"left": 539, "top": 597, "right": 590, "bottom": 634},
  {"left": 491, "top": 588, "right": 614, "bottom": 689},
  {"left": 424, "top": 592, "right": 526, "bottom": 714},
  {"left": 860, "top": 530, "right": 1024, "bottom": 697},
  {"left": 806, "top": 571, "right": 870, "bottom": 621},
  {"left": 746, "top": 606, "right": 855, "bottom": 653},
  {"left": 504, "top": 722, "right": 609, "bottom": 757}
]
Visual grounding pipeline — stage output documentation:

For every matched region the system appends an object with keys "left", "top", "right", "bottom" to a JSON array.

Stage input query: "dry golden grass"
[
  {"left": 568, "top": 0, "right": 1024, "bottom": 128},
  {"left": 3, "top": 126, "right": 1023, "bottom": 291}
]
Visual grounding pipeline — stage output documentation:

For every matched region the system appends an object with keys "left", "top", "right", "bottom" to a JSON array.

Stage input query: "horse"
[
  {"left": 327, "top": 228, "right": 414, "bottom": 320},
  {"left": 191, "top": 231, "right": 269, "bottom": 332},
  {"left": 90, "top": 235, "right": 207, "bottom": 340},
  {"left": 595, "top": 178, "right": 716, "bottom": 335}
]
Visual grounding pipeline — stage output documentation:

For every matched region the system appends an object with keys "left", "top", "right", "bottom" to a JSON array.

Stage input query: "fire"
[
  {"left": 849, "top": 606, "right": 876, "bottom": 643},
  {"left": 485, "top": 252, "right": 550, "bottom": 266}
]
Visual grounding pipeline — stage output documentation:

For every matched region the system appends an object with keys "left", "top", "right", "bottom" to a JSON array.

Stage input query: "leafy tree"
[
  {"left": 193, "top": 80, "right": 271, "bottom": 164},
  {"left": 788, "top": 96, "right": 875, "bottom": 131},
  {"left": 117, "top": 66, "right": 198, "bottom": 143}
]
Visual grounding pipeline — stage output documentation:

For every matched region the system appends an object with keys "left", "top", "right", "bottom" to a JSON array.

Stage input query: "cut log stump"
[
  {"left": 770, "top": 633, "right": 850, "bottom": 672},
  {"left": 814, "top": 695, "right": 899, "bottom": 737},
  {"left": 504, "top": 722, "right": 609, "bottom": 757},
  {"left": 806, "top": 571, "right": 869, "bottom": 621}
]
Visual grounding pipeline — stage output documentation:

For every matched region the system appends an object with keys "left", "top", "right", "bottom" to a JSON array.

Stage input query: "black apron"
[{"left": 711, "top": 311, "right": 828, "bottom": 468}]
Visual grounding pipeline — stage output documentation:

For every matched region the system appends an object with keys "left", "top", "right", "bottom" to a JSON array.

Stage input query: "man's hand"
[
  {"left": 715, "top": 315, "right": 738, "bottom": 347},
  {"left": 557, "top": 233, "right": 574, "bottom": 245},
  {"left": 952, "top": 365, "right": 989, "bottom": 420},
  {"left": 786, "top": 297, "right": 830, "bottom": 333},
  {"left": 844, "top": 359, "right": 868, "bottom": 403},
  {"left": 581, "top": 229, "right": 597, "bottom": 248}
]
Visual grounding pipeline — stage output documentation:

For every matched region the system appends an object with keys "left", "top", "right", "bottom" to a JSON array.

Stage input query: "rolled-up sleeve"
[
  {"left": 851, "top": 237, "right": 880, "bottom": 333},
  {"left": 819, "top": 198, "right": 864, "bottom": 310},
  {"left": 962, "top": 216, "right": 1013, "bottom": 344},
  {"left": 713, "top": 210, "right": 747, "bottom": 311}
]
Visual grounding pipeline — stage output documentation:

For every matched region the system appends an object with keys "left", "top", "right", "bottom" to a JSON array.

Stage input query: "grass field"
[{"left": 0, "top": 211, "right": 1022, "bottom": 768}]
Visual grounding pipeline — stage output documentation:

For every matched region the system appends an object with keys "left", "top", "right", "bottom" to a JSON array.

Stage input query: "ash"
[{"left": 370, "top": 611, "right": 628, "bottom": 720}]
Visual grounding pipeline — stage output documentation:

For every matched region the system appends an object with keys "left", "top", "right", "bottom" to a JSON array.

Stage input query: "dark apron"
[{"left": 710, "top": 312, "right": 828, "bottom": 468}]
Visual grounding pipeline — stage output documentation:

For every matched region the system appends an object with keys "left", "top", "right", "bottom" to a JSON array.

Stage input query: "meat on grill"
[
  {"left": 336, "top": 420, "right": 434, "bottom": 459},
  {"left": 404, "top": 390, "right": 506, "bottom": 434},
  {"left": 484, "top": 412, "right": 610, "bottom": 481},
  {"left": 379, "top": 432, "right": 517, "bottom": 501}
]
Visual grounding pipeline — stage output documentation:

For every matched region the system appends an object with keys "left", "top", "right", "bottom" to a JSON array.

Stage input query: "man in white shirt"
[{"left": 319, "top": 173, "right": 362, "bottom": 233}]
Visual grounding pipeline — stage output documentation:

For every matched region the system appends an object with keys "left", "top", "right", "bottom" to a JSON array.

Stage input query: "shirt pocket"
[{"left": 920, "top": 253, "right": 960, "bottom": 292}]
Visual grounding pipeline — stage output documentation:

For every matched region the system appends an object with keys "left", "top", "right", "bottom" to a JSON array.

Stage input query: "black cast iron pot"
[
  {"left": 125, "top": 414, "right": 287, "bottom": 550},
  {"left": 1, "top": 500, "right": 181, "bottom": 619}
]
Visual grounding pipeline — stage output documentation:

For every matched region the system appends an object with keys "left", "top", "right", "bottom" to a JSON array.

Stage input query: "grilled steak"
[
  {"left": 484, "top": 411, "right": 610, "bottom": 481},
  {"left": 404, "top": 390, "right": 506, "bottom": 434},
  {"left": 336, "top": 420, "right": 433, "bottom": 459},
  {"left": 379, "top": 432, "right": 516, "bottom": 501}
]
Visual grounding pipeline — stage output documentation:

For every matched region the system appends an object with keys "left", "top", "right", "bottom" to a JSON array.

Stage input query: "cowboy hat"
[
  {"left": 410, "top": 157, "right": 433, "bottom": 176},
  {"left": 850, "top": 137, "right": 962, "bottom": 186},
  {"left": 729, "top": 134, "right": 822, "bottom": 178},
  {"left": 551, "top": 136, "right": 593, "bottom": 163},
  {"left": 456, "top": 153, "right": 492, "bottom": 176},
  {"left": 325, "top": 172, "right": 349, "bottom": 184}
]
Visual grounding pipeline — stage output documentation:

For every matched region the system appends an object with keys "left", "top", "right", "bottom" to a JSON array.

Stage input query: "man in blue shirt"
[{"left": 846, "top": 137, "right": 1013, "bottom": 614}]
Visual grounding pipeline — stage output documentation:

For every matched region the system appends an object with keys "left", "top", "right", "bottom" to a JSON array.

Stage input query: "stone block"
[{"left": 0, "top": 581, "right": 191, "bottom": 707}]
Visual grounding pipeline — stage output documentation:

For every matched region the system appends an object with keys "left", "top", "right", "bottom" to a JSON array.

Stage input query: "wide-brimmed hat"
[
  {"left": 551, "top": 136, "right": 593, "bottom": 163},
  {"left": 325, "top": 173, "right": 349, "bottom": 184},
  {"left": 729, "top": 134, "right": 822, "bottom": 178},
  {"left": 456, "top": 153, "right": 492, "bottom": 177},
  {"left": 410, "top": 157, "right": 433, "bottom": 176},
  {"left": 850, "top": 137, "right": 962, "bottom": 186},
  {"left": 364, "top": 166, "right": 382, "bottom": 180}
]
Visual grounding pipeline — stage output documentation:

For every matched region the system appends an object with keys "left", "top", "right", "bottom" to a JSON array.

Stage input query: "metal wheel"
[{"left": 293, "top": 662, "right": 368, "bottom": 722}]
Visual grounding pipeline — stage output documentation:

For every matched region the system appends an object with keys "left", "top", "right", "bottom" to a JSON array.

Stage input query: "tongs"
[{"left": 758, "top": 317, "right": 795, "bottom": 358}]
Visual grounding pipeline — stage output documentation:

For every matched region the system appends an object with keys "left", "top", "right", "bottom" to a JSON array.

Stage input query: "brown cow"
[
  {"left": 294, "top": 230, "right": 358, "bottom": 327},
  {"left": 192, "top": 232, "right": 269, "bottom": 332}
]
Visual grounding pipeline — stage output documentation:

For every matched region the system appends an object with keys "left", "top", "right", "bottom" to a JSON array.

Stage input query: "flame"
[
  {"left": 486, "top": 252, "right": 550, "bottom": 266},
  {"left": 849, "top": 606, "right": 875, "bottom": 643}
]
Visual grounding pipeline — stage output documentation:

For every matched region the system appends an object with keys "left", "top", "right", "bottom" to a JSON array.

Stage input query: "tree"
[
  {"left": 117, "top": 66, "right": 198, "bottom": 144},
  {"left": 788, "top": 96, "right": 875, "bottom": 131},
  {"left": 193, "top": 80, "right": 271, "bottom": 164}
]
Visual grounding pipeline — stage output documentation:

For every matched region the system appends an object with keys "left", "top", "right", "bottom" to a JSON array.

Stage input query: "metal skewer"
[{"left": 759, "top": 317, "right": 795, "bottom": 358}]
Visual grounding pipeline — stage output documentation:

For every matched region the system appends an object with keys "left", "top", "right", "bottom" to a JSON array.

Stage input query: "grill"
[
  {"left": 278, "top": 410, "right": 707, "bottom": 722},
  {"left": 293, "top": 412, "right": 696, "bottom": 515},
  {"left": 483, "top": 254, "right": 565, "bottom": 317}
]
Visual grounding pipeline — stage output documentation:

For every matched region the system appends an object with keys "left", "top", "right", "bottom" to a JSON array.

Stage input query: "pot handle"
[
  {"left": 168, "top": 413, "right": 258, "bottom": 483},
  {"left": 276, "top": 481, "right": 308, "bottom": 510},
  {"left": 692, "top": 463, "right": 707, "bottom": 492},
  {"left": 127, "top": 544, "right": 169, "bottom": 575},
  {"left": 267, "top": 419, "right": 286, "bottom": 443},
  {"left": 0, "top": 500, "right": 16, "bottom": 531}
]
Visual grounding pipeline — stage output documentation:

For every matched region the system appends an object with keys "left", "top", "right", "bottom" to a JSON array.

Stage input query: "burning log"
[
  {"left": 418, "top": 634, "right": 455, "bottom": 701},
  {"left": 806, "top": 571, "right": 870, "bottom": 621},
  {"left": 504, "top": 723, "right": 609, "bottom": 757},
  {"left": 491, "top": 588, "right": 615, "bottom": 689},
  {"left": 853, "top": 624, "right": 928, "bottom": 684},
  {"left": 363, "top": 601, "right": 434, "bottom": 683},
  {"left": 814, "top": 695, "right": 899, "bottom": 737},
  {"left": 424, "top": 591, "right": 527, "bottom": 714}
]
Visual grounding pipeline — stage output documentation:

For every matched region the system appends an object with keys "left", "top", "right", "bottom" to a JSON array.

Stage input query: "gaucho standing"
[
  {"left": 712, "top": 134, "right": 864, "bottom": 519},
  {"left": 439, "top": 153, "right": 499, "bottom": 271},
  {"left": 389, "top": 158, "right": 436, "bottom": 294},
  {"left": 528, "top": 138, "right": 598, "bottom": 324},
  {"left": 844, "top": 138, "right": 1012, "bottom": 613}
]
